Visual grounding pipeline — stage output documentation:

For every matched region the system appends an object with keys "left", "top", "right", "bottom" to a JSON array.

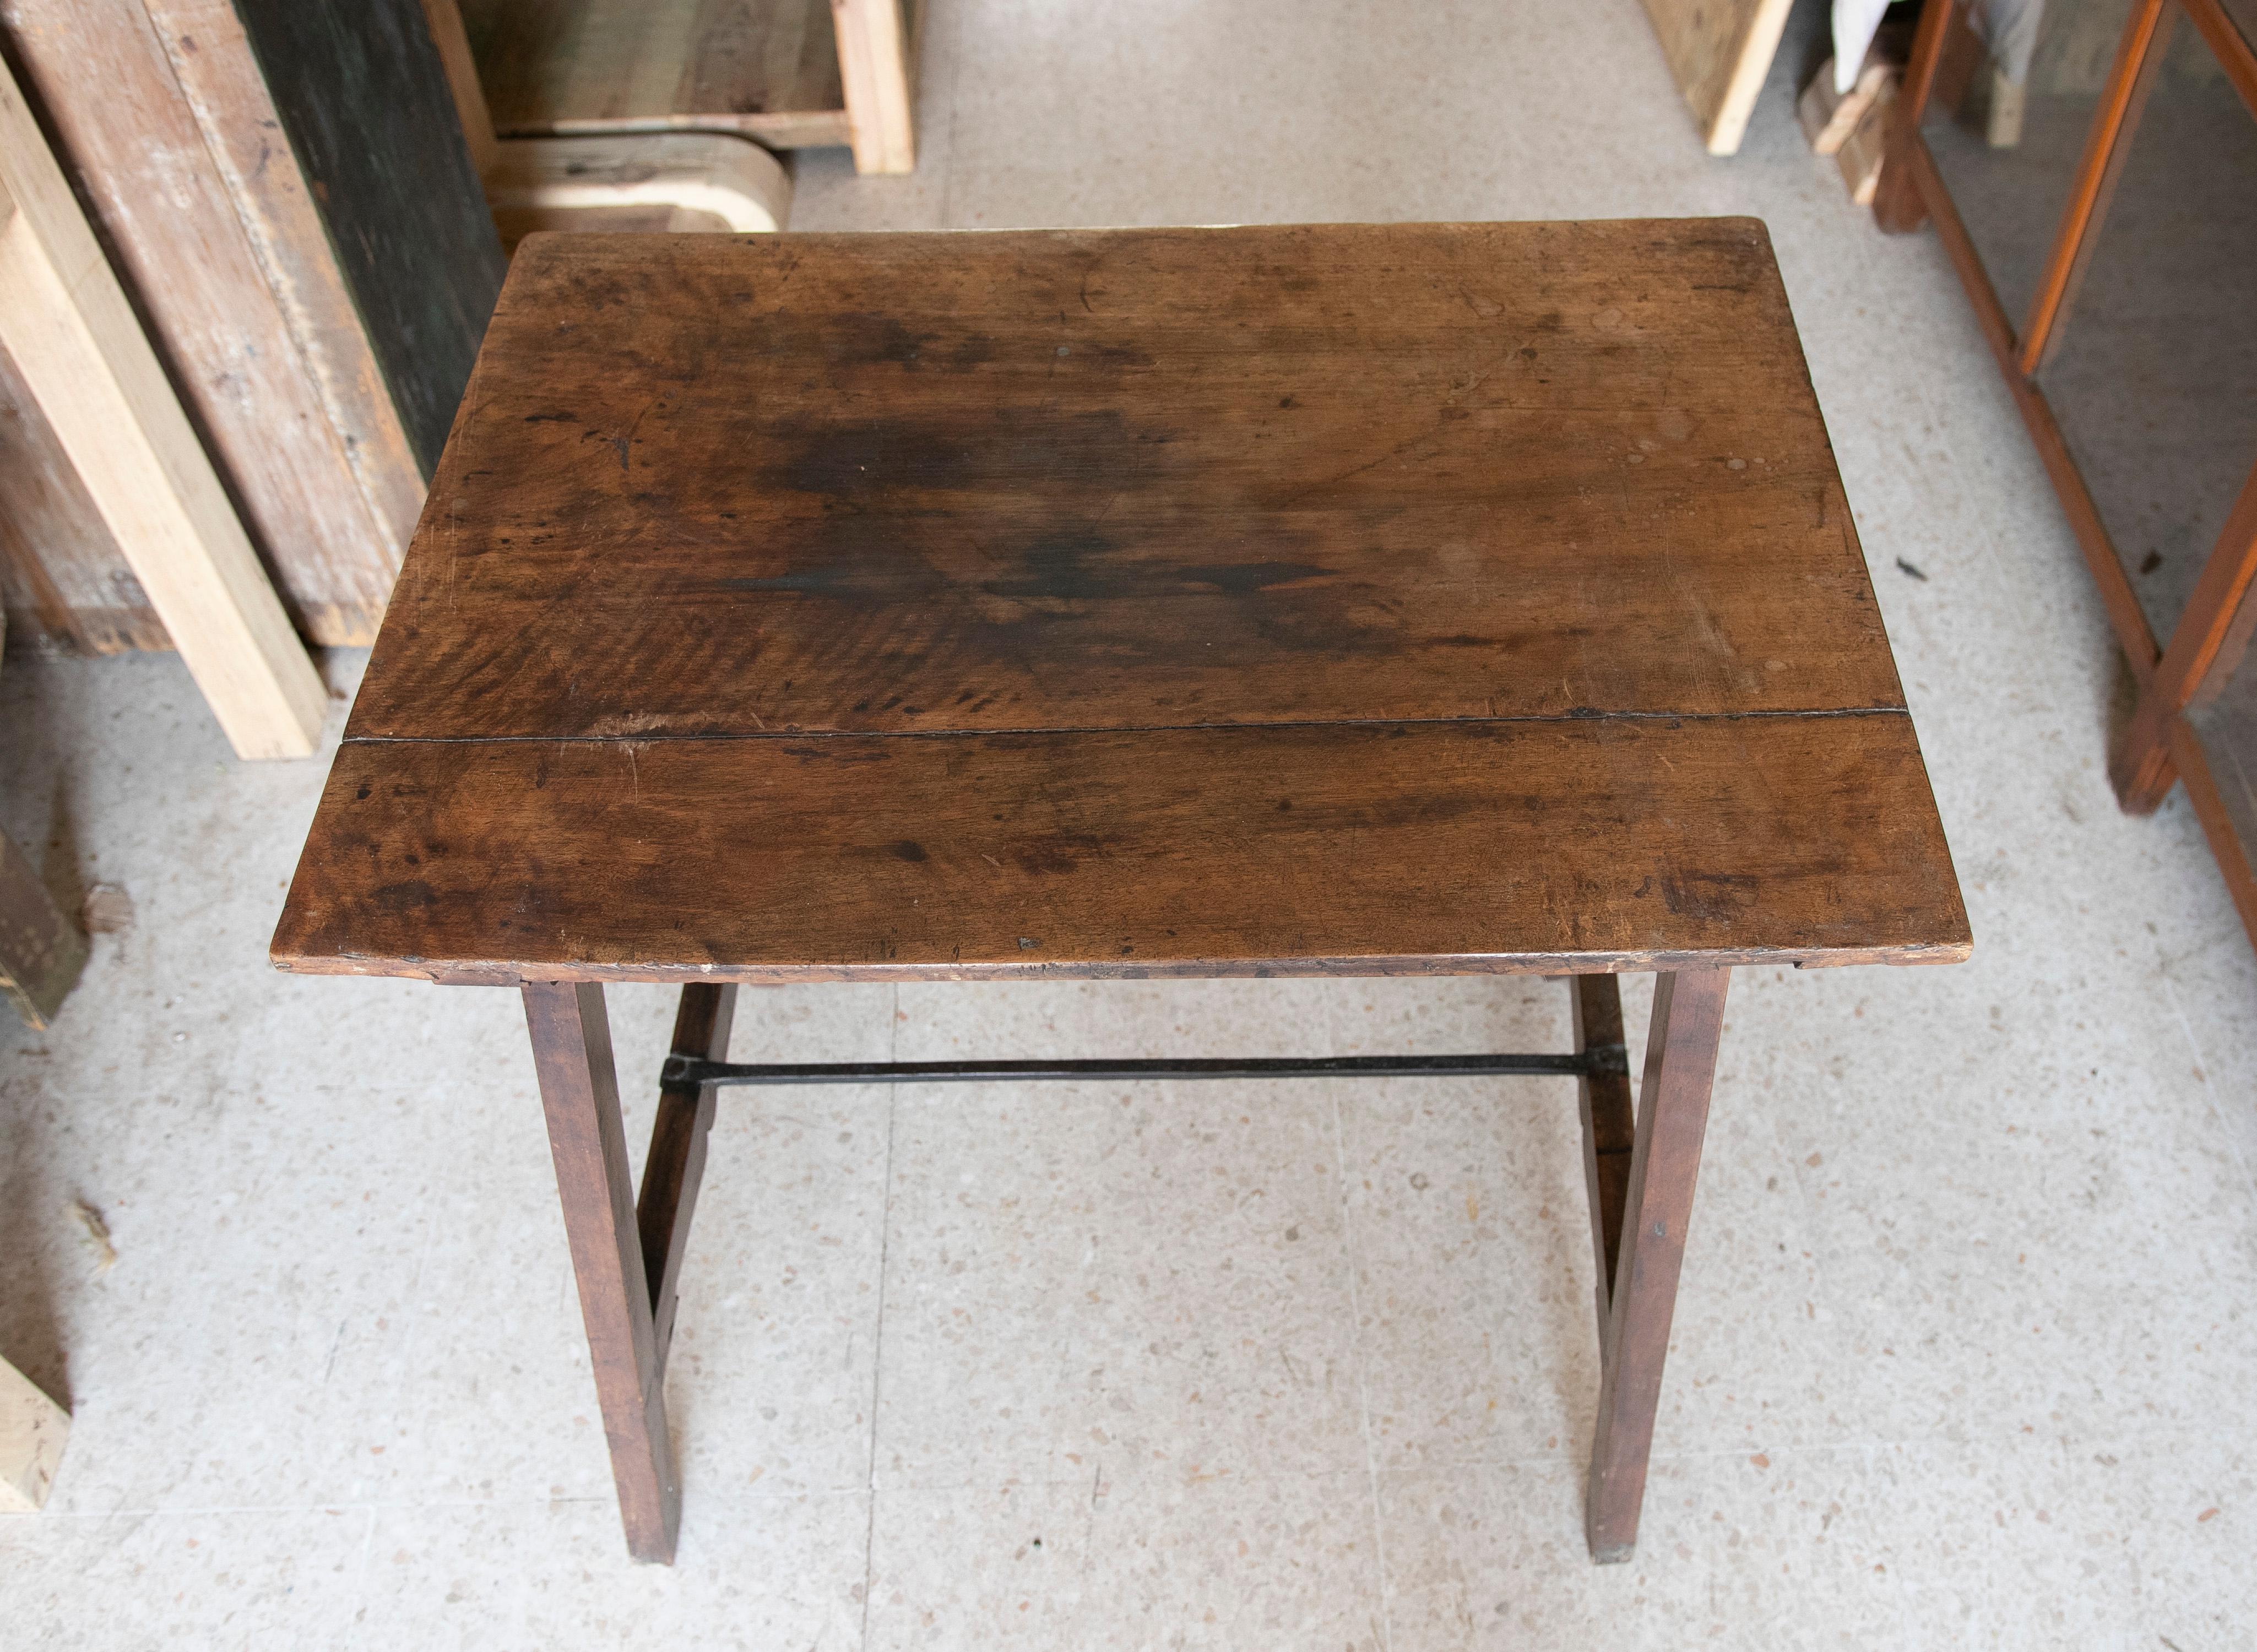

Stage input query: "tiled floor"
[{"left": 4, "top": 1, "right": 2255, "bottom": 1646}]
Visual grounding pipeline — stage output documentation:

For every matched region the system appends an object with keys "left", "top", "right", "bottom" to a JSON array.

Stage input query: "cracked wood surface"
[{"left": 274, "top": 222, "right": 1970, "bottom": 981}]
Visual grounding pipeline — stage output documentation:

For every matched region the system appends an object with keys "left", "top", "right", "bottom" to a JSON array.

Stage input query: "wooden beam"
[
  {"left": 832, "top": 0, "right": 915, "bottom": 174},
  {"left": 1587, "top": 968, "right": 1731, "bottom": 1562},
  {"left": 2112, "top": 459, "right": 2257, "bottom": 811},
  {"left": 1871, "top": 0, "right": 1957, "bottom": 233},
  {"left": 0, "top": 1353, "right": 69, "bottom": 1512},
  {"left": 1571, "top": 974, "right": 1636, "bottom": 1349},
  {"left": 637, "top": 983, "right": 737, "bottom": 1368},
  {"left": 420, "top": 0, "right": 502, "bottom": 181},
  {"left": 1638, "top": 0, "right": 1794, "bottom": 156},
  {"left": 523, "top": 981, "right": 679, "bottom": 1563},
  {"left": 1901, "top": 130, "right": 2162, "bottom": 687},
  {"left": 0, "top": 56, "right": 324, "bottom": 759}
]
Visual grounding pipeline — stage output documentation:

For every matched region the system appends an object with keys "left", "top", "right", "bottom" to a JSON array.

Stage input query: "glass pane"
[
  {"left": 2220, "top": 0, "right": 2257, "bottom": 57},
  {"left": 1922, "top": 0, "right": 2139, "bottom": 329},
  {"left": 2189, "top": 652, "right": 2257, "bottom": 887},
  {"left": 2034, "top": 14, "right": 2257, "bottom": 642}
]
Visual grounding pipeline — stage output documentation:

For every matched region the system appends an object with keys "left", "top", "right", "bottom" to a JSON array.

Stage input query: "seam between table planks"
[{"left": 338, "top": 705, "right": 1917, "bottom": 745}]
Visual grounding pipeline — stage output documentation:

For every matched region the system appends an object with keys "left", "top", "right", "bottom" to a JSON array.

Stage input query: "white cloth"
[
  {"left": 1832, "top": 0, "right": 1894, "bottom": 93},
  {"left": 1835, "top": 0, "right": 2048, "bottom": 91},
  {"left": 1971, "top": 0, "right": 2046, "bottom": 85}
]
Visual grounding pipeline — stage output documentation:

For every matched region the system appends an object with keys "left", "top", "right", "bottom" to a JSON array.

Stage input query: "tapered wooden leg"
[
  {"left": 637, "top": 984, "right": 737, "bottom": 1365},
  {"left": 523, "top": 981, "right": 679, "bottom": 1564},
  {"left": 1570, "top": 974, "right": 1636, "bottom": 1346},
  {"left": 1585, "top": 968, "right": 1730, "bottom": 1564}
]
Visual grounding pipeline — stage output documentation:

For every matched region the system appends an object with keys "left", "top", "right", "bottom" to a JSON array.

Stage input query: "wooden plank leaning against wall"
[
  {"left": 0, "top": 0, "right": 505, "bottom": 667},
  {"left": 0, "top": 50, "right": 324, "bottom": 757},
  {"left": 1639, "top": 0, "right": 1797, "bottom": 155},
  {"left": 0, "top": 0, "right": 415, "bottom": 650}
]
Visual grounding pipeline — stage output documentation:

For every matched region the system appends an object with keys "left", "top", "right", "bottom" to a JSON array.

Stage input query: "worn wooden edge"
[{"left": 271, "top": 941, "right": 1973, "bottom": 986}]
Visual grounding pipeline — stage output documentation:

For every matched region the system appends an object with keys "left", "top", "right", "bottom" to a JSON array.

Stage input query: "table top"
[{"left": 272, "top": 221, "right": 1970, "bottom": 983}]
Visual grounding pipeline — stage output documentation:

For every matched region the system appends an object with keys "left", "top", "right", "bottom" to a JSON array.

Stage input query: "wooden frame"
[
  {"left": 0, "top": 52, "right": 324, "bottom": 760},
  {"left": 452, "top": 0, "right": 915, "bottom": 176},
  {"left": 424, "top": 0, "right": 794, "bottom": 236},
  {"left": 1877, "top": 0, "right": 2257, "bottom": 949},
  {"left": 520, "top": 972, "right": 1729, "bottom": 1564}
]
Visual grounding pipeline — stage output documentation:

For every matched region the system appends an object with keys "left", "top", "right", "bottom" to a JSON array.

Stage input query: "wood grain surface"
[
  {"left": 276, "top": 711, "right": 1966, "bottom": 981},
  {"left": 277, "top": 222, "right": 1970, "bottom": 981},
  {"left": 352, "top": 224, "right": 1903, "bottom": 738}
]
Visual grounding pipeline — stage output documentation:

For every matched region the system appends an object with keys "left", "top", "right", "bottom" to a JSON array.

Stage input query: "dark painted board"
[
  {"left": 234, "top": 0, "right": 507, "bottom": 475},
  {"left": 348, "top": 222, "right": 1906, "bottom": 740},
  {"left": 273, "top": 713, "right": 1971, "bottom": 981}
]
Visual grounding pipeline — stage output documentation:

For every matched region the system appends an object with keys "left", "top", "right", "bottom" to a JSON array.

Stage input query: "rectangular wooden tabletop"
[{"left": 272, "top": 220, "right": 1969, "bottom": 983}]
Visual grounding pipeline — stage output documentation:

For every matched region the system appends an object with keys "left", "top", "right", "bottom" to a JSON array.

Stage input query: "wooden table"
[{"left": 272, "top": 221, "right": 1971, "bottom": 1566}]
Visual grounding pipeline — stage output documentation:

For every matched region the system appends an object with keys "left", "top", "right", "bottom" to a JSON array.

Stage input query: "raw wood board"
[
  {"left": 0, "top": 341, "right": 162, "bottom": 655},
  {"left": 0, "top": 42, "right": 325, "bottom": 758},
  {"left": 1640, "top": 0, "right": 1795, "bottom": 155}
]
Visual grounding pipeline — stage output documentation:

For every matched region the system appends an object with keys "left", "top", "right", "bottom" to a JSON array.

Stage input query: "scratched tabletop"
[{"left": 272, "top": 222, "right": 1968, "bottom": 983}]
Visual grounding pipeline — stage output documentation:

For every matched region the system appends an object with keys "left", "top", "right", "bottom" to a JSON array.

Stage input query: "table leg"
[
  {"left": 1585, "top": 967, "right": 1730, "bottom": 1563},
  {"left": 523, "top": 981, "right": 679, "bottom": 1564},
  {"left": 638, "top": 984, "right": 737, "bottom": 1365},
  {"left": 1571, "top": 974, "right": 1636, "bottom": 1349}
]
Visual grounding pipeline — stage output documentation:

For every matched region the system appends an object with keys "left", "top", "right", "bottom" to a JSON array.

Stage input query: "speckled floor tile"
[
  {"left": 870, "top": 1079, "right": 1366, "bottom": 1495},
  {"left": 344, "top": 1492, "right": 871, "bottom": 1651},
  {"left": 0, "top": 1507, "right": 370, "bottom": 1650},
  {"left": 1376, "top": 1431, "right": 2257, "bottom": 1650},
  {"left": 862, "top": 1472, "right": 1386, "bottom": 1651}
]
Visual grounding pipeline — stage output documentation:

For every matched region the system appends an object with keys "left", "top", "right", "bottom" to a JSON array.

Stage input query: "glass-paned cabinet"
[{"left": 1882, "top": 0, "right": 2257, "bottom": 950}]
